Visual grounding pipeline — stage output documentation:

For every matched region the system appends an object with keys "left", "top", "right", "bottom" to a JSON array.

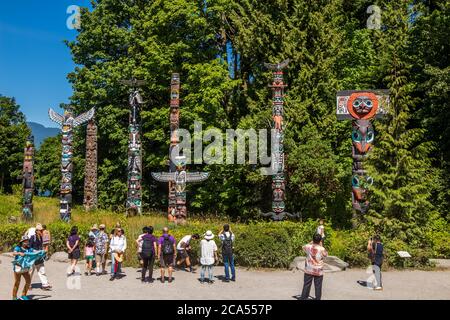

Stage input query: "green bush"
[{"left": 1, "top": 218, "right": 449, "bottom": 269}]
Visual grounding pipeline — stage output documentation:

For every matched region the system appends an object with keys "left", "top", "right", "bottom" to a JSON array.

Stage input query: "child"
[{"left": 85, "top": 236, "right": 95, "bottom": 276}]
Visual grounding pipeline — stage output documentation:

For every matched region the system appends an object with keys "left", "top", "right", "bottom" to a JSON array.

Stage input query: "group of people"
[
  {"left": 12, "top": 219, "right": 384, "bottom": 300},
  {"left": 11, "top": 222, "right": 237, "bottom": 299},
  {"left": 299, "top": 219, "right": 384, "bottom": 300}
]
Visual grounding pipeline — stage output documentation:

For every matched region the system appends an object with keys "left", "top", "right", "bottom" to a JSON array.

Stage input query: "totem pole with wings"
[{"left": 49, "top": 105, "right": 95, "bottom": 221}]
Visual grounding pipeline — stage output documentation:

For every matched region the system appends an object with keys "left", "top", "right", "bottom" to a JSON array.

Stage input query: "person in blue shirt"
[{"left": 12, "top": 236, "right": 34, "bottom": 300}]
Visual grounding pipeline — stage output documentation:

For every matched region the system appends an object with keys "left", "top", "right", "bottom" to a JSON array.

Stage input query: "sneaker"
[
  {"left": 41, "top": 285, "right": 51, "bottom": 291},
  {"left": 374, "top": 287, "right": 383, "bottom": 291},
  {"left": 224, "top": 278, "right": 230, "bottom": 283},
  {"left": 12, "top": 297, "right": 18, "bottom": 300},
  {"left": 84, "top": 272, "right": 88, "bottom": 276},
  {"left": 200, "top": 279, "right": 205, "bottom": 284},
  {"left": 231, "top": 277, "right": 236, "bottom": 282},
  {"left": 109, "top": 275, "right": 115, "bottom": 281},
  {"left": 19, "top": 296, "right": 30, "bottom": 300},
  {"left": 168, "top": 278, "right": 173, "bottom": 283}
]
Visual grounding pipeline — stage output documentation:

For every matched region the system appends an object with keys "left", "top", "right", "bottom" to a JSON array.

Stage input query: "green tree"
[
  {"left": 366, "top": 0, "right": 438, "bottom": 243},
  {"left": 0, "top": 95, "right": 30, "bottom": 193},
  {"left": 34, "top": 135, "right": 61, "bottom": 196}
]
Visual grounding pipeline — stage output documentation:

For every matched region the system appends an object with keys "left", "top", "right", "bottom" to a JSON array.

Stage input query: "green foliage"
[
  {"left": 0, "top": 95, "right": 30, "bottom": 194},
  {"left": 34, "top": 135, "right": 61, "bottom": 196}
]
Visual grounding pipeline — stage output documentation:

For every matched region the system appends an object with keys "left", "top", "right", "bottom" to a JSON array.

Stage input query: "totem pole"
[
  {"left": 119, "top": 78, "right": 146, "bottom": 216},
  {"left": 152, "top": 73, "right": 209, "bottom": 223},
  {"left": 336, "top": 90, "right": 389, "bottom": 222},
  {"left": 49, "top": 105, "right": 95, "bottom": 221},
  {"left": 83, "top": 117, "right": 97, "bottom": 211},
  {"left": 260, "top": 59, "right": 297, "bottom": 221},
  {"left": 22, "top": 134, "right": 35, "bottom": 219}
]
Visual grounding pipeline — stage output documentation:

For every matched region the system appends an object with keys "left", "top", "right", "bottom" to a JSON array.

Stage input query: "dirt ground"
[{"left": 1, "top": 256, "right": 449, "bottom": 300}]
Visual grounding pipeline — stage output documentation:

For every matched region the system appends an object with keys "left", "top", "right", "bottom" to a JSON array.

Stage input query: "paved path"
[{"left": 1, "top": 256, "right": 449, "bottom": 300}]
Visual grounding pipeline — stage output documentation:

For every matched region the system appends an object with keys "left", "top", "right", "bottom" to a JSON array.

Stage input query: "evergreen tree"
[{"left": 367, "top": 0, "right": 438, "bottom": 243}]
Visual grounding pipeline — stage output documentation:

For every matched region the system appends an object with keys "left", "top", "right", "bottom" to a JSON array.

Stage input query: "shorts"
[
  {"left": 95, "top": 253, "right": 106, "bottom": 264},
  {"left": 86, "top": 255, "right": 94, "bottom": 262},
  {"left": 68, "top": 250, "right": 81, "bottom": 260},
  {"left": 177, "top": 249, "right": 189, "bottom": 259},
  {"left": 160, "top": 254, "right": 174, "bottom": 268}
]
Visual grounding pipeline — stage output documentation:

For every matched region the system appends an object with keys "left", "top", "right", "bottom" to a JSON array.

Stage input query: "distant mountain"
[{"left": 27, "top": 122, "right": 59, "bottom": 148}]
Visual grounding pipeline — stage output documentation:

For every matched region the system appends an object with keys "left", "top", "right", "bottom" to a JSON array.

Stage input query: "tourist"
[
  {"left": 158, "top": 227, "right": 176, "bottom": 283},
  {"left": 368, "top": 235, "right": 384, "bottom": 290},
  {"left": 12, "top": 236, "right": 46, "bottom": 300},
  {"left": 89, "top": 224, "right": 99, "bottom": 239},
  {"left": 137, "top": 226, "right": 158, "bottom": 283},
  {"left": 94, "top": 224, "right": 109, "bottom": 276},
  {"left": 136, "top": 227, "right": 147, "bottom": 267},
  {"left": 300, "top": 233, "right": 328, "bottom": 300},
  {"left": 29, "top": 223, "right": 52, "bottom": 290},
  {"left": 42, "top": 224, "right": 51, "bottom": 260},
  {"left": 176, "top": 233, "right": 200, "bottom": 272},
  {"left": 84, "top": 236, "right": 95, "bottom": 276},
  {"left": 110, "top": 222, "right": 122, "bottom": 239},
  {"left": 316, "top": 219, "right": 325, "bottom": 245},
  {"left": 109, "top": 227, "right": 127, "bottom": 281},
  {"left": 66, "top": 226, "right": 81, "bottom": 276},
  {"left": 219, "top": 224, "right": 235, "bottom": 282},
  {"left": 199, "top": 230, "right": 218, "bottom": 284}
]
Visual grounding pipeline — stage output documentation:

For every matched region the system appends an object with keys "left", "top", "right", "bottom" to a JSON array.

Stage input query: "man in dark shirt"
[
  {"left": 29, "top": 224, "right": 52, "bottom": 290},
  {"left": 368, "top": 235, "right": 383, "bottom": 290}
]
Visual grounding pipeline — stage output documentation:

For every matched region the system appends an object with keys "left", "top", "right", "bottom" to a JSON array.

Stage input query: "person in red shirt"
[{"left": 300, "top": 233, "right": 328, "bottom": 300}]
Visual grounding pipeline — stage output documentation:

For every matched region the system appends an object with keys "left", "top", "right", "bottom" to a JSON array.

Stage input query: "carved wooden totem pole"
[
  {"left": 120, "top": 79, "right": 146, "bottom": 216},
  {"left": 49, "top": 105, "right": 95, "bottom": 221},
  {"left": 83, "top": 116, "right": 98, "bottom": 211},
  {"left": 261, "top": 60, "right": 297, "bottom": 221},
  {"left": 152, "top": 73, "right": 209, "bottom": 223},
  {"left": 22, "top": 134, "right": 35, "bottom": 219},
  {"left": 336, "top": 90, "right": 389, "bottom": 222}
]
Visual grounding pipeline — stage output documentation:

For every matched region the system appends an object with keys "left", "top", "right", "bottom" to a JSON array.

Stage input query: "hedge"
[{"left": 1, "top": 219, "right": 447, "bottom": 269}]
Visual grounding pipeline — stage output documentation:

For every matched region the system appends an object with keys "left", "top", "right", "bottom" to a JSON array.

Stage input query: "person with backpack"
[
  {"left": 29, "top": 223, "right": 52, "bottom": 290},
  {"left": 136, "top": 226, "right": 158, "bottom": 283},
  {"left": 176, "top": 234, "right": 200, "bottom": 273},
  {"left": 219, "top": 224, "right": 235, "bottom": 282},
  {"left": 158, "top": 227, "right": 176, "bottom": 283},
  {"left": 199, "top": 230, "right": 218, "bottom": 284},
  {"left": 368, "top": 235, "right": 384, "bottom": 290},
  {"left": 12, "top": 236, "right": 46, "bottom": 300}
]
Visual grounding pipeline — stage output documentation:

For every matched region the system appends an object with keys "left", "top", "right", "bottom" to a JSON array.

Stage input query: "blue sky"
[{"left": 0, "top": 1, "right": 91, "bottom": 128}]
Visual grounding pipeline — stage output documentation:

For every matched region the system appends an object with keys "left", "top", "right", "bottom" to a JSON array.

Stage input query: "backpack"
[
  {"left": 162, "top": 236, "right": 174, "bottom": 255},
  {"left": 222, "top": 232, "right": 233, "bottom": 256},
  {"left": 141, "top": 237, "right": 154, "bottom": 258}
]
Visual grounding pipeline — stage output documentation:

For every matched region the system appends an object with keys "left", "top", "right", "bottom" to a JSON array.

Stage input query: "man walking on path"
[
  {"left": 200, "top": 230, "right": 218, "bottom": 284},
  {"left": 94, "top": 224, "right": 109, "bottom": 276},
  {"left": 29, "top": 223, "right": 52, "bottom": 290},
  {"left": 219, "top": 224, "right": 235, "bottom": 282},
  {"left": 300, "top": 233, "right": 328, "bottom": 300},
  {"left": 158, "top": 227, "right": 176, "bottom": 283},
  {"left": 176, "top": 234, "right": 200, "bottom": 272},
  {"left": 138, "top": 226, "right": 158, "bottom": 283},
  {"left": 368, "top": 235, "right": 384, "bottom": 290}
]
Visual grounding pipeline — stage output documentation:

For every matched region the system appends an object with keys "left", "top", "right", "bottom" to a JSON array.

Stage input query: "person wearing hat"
[
  {"left": 109, "top": 228, "right": 127, "bottom": 281},
  {"left": 89, "top": 224, "right": 99, "bottom": 239},
  {"left": 12, "top": 236, "right": 46, "bottom": 300},
  {"left": 29, "top": 223, "right": 52, "bottom": 290},
  {"left": 94, "top": 224, "right": 109, "bottom": 276},
  {"left": 199, "top": 230, "right": 218, "bottom": 284}
]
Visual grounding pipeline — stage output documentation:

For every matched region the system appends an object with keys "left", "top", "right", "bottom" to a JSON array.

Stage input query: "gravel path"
[{"left": 1, "top": 256, "right": 449, "bottom": 300}]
